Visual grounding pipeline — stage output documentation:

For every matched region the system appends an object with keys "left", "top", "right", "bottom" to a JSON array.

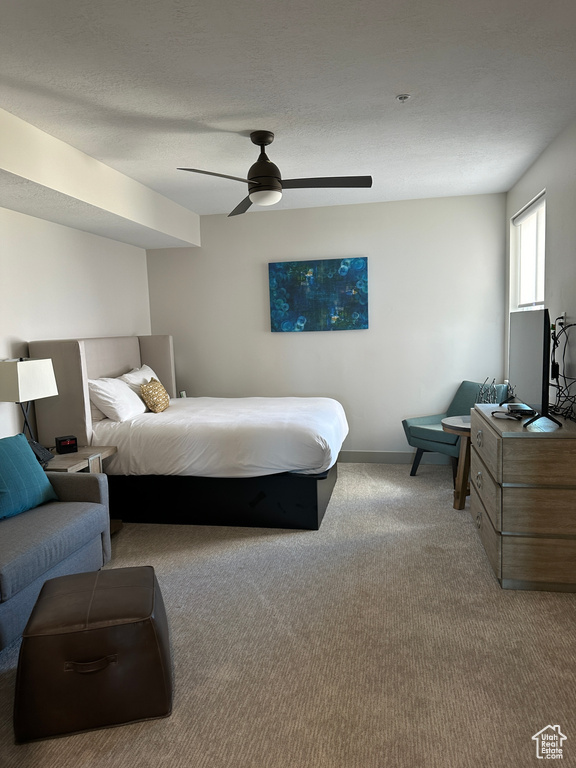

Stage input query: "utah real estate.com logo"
[{"left": 532, "top": 725, "right": 567, "bottom": 760}]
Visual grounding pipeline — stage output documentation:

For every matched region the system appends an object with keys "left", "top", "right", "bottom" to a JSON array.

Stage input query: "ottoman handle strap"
[{"left": 64, "top": 654, "right": 118, "bottom": 674}]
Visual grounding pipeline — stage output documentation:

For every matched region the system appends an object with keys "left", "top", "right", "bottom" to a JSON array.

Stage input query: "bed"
[{"left": 28, "top": 335, "right": 348, "bottom": 529}]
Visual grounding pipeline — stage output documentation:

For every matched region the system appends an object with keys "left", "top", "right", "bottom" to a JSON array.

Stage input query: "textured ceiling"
[{"left": 2, "top": 0, "right": 576, "bottom": 225}]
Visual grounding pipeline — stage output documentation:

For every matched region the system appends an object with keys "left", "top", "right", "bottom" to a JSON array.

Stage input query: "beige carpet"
[{"left": 1, "top": 463, "right": 576, "bottom": 767}]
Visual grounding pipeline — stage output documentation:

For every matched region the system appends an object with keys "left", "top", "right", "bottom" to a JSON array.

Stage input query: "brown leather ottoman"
[{"left": 14, "top": 566, "right": 173, "bottom": 742}]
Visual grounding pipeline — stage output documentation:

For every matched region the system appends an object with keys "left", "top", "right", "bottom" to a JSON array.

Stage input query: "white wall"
[
  {"left": 147, "top": 194, "right": 506, "bottom": 456},
  {"left": 0, "top": 207, "right": 151, "bottom": 437},
  {"left": 507, "top": 118, "right": 576, "bottom": 351}
]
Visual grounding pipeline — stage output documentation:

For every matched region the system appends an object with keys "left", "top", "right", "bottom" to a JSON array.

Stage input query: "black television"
[{"left": 506, "top": 308, "right": 561, "bottom": 427}]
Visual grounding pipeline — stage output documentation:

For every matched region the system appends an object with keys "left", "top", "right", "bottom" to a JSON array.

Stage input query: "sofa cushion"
[
  {"left": 0, "top": 434, "right": 57, "bottom": 521},
  {"left": 0, "top": 500, "right": 108, "bottom": 602}
]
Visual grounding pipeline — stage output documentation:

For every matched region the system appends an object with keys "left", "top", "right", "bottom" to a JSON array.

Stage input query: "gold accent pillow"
[{"left": 140, "top": 378, "right": 170, "bottom": 413}]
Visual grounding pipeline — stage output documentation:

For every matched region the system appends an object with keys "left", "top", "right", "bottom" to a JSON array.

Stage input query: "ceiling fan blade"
[
  {"left": 177, "top": 168, "right": 258, "bottom": 185},
  {"left": 282, "top": 176, "right": 373, "bottom": 189},
  {"left": 228, "top": 196, "right": 253, "bottom": 217}
]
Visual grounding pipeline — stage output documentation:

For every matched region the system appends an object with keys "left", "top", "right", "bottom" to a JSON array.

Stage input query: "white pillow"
[
  {"left": 90, "top": 402, "right": 107, "bottom": 423},
  {"left": 88, "top": 377, "right": 147, "bottom": 422},
  {"left": 119, "top": 364, "right": 159, "bottom": 394}
]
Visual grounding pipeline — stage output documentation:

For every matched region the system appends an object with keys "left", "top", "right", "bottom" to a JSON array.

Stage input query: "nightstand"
[{"left": 47, "top": 445, "right": 117, "bottom": 473}]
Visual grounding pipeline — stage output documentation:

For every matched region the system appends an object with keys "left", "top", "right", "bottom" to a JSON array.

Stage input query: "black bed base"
[{"left": 106, "top": 463, "right": 338, "bottom": 530}]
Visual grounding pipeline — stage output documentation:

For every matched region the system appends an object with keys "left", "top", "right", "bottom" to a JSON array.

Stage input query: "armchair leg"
[{"left": 410, "top": 448, "right": 426, "bottom": 476}]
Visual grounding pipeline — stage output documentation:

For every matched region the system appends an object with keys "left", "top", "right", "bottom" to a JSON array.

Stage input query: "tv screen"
[
  {"left": 508, "top": 309, "right": 549, "bottom": 411},
  {"left": 508, "top": 308, "right": 560, "bottom": 426}
]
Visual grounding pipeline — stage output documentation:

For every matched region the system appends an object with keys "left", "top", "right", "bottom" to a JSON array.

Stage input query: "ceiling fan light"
[{"left": 249, "top": 189, "right": 283, "bottom": 206}]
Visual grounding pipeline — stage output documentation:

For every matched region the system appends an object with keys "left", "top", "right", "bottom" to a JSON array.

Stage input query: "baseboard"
[{"left": 338, "top": 450, "right": 450, "bottom": 465}]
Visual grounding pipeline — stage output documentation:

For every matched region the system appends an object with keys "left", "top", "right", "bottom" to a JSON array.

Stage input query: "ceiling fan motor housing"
[{"left": 248, "top": 153, "right": 282, "bottom": 196}]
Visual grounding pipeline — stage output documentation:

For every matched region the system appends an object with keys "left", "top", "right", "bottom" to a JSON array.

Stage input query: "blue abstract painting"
[{"left": 269, "top": 258, "right": 368, "bottom": 332}]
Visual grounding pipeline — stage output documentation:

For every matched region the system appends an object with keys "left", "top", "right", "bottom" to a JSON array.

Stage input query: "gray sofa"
[{"left": 0, "top": 472, "right": 111, "bottom": 651}]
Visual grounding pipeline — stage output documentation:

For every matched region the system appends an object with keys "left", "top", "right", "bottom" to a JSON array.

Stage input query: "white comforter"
[{"left": 91, "top": 396, "right": 349, "bottom": 478}]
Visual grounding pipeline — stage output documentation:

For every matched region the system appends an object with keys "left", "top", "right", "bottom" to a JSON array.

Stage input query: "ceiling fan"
[{"left": 178, "top": 130, "right": 373, "bottom": 216}]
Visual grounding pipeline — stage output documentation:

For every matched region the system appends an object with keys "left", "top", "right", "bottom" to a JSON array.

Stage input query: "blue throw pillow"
[{"left": 0, "top": 433, "right": 58, "bottom": 520}]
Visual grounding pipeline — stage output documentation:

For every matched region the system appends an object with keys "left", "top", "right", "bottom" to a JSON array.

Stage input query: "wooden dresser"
[{"left": 470, "top": 403, "right": 576, "bottom": 591}]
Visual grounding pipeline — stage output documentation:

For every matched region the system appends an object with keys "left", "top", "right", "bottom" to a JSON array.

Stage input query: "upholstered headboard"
[{"left": 28, "top": 335, "right": 176, "bottom": 447}]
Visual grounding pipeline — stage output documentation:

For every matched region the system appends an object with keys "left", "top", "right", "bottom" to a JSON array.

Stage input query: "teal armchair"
[{"left": 402, "top": 381, "right": 508, "bottom": 476}]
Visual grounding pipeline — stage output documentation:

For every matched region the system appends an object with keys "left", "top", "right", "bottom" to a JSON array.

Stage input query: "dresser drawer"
[
  {"left": 471, "top": 409, "right": 501, "bottom": 482},
  {"left": 502, "top": 536, "right": 576, "bottom": 586},
  {"left": 502, "top": 439, "right": 576, "bottom": 486},
  {"left": 502, "top": 487, "right": 576, "bottom": 535},
  {"left": 470, "top": 449, "right": 501, "bottom": 530},
  {"left": 470, "top": 486, "right": 501, "bottom": 579}
]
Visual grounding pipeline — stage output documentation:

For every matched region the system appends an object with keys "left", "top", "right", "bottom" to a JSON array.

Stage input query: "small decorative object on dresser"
[{"left": 470, "top": 403, "right": 576, "bottom": 591}]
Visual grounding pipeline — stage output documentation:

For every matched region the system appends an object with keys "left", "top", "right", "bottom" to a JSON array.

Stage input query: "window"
[{"left": 510, "top": 191, "right": 546, "bottom": 310}]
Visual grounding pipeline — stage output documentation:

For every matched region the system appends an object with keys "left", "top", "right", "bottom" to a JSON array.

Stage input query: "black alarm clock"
[{"left": 55, "top": 435, "right": 78, "bottom": 454}]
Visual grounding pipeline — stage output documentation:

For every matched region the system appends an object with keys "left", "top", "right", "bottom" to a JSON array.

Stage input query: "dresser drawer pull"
[
  {"left": 475, "top": 509, "right": 482, "bottom": 529},
  {"left": 475, "top": 471, "right": 483, "bottom": 490},
  {"left": 476, "top": 429, "right": 483, "bottom": 447}
]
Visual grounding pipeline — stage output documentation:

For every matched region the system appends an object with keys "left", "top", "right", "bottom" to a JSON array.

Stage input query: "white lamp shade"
[
  {"left": 248, "top": 189, "right": 283, "bottom": 206},
  {"left": 0, "top": 359, "right": 58, "bottom": 402}
]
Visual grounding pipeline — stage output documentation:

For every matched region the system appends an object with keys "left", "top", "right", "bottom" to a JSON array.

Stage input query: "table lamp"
[{"left": 0, "top": 358, "right": 58, "bottom": 462}]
